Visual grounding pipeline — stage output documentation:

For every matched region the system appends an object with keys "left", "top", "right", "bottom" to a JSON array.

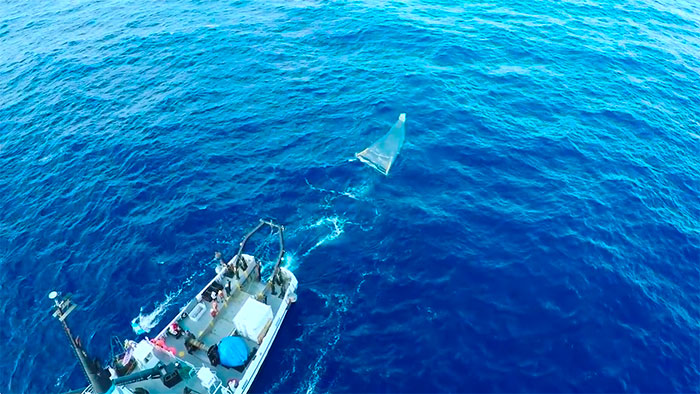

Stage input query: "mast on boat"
[{"left": 49, "top": 291, "right": 113, "bottom": 394}]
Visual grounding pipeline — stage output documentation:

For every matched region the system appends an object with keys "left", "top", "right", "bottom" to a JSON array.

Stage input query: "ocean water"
[{"left": 1, "top": 0, "right": 699, "bottom": 392}]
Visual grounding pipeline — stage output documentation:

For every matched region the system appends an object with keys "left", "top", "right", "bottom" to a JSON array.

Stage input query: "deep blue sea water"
[{"left": 1, "top": 0, "right": 699, "bottom": 392}]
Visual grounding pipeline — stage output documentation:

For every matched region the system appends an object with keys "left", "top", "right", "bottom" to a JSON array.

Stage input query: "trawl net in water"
[{"left": 356, "top": 113, "right": 406, "bottom": 175}]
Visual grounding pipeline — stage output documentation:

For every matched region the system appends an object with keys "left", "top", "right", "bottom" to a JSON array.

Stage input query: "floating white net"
[{"left": 356, "top": 113, "right": 406, "bottom": 175}]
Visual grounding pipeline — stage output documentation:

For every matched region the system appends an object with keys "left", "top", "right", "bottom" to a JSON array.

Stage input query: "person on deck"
[{"left": 210, "top": 300, "right": 219, "bottom": 318}]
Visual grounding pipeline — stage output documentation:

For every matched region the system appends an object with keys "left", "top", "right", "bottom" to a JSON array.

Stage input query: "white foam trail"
[
  {"left": 131, "top": 271, "right": 201, "bottom": 334},
  {"left": 303, "top": 217, "right": 345, "bottom": 257},
  {"left": 283, "top": 252, "right": 300, "bottom": 272},
  {"left": 305, "top": 179, "right": 369, "bottom": 201},
  {"left": 264, "top": 350, "right": 299, "bottom": 394},
  {"left": 297, "top": 294, "right": 348, "bottom": 394},
  {"left": 53, "top": 368, "right": 72, "bottom": 390},
  {"left": 304, "top": 335, "right": 339, "bottom": 394},
  {"left": 131, "top": 291, "right": 179, "bottom": 334}
]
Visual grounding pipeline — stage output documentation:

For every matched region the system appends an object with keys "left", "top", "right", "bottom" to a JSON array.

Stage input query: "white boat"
[{"left": 51, "top": 220, "right": 298, "bottom": 394}]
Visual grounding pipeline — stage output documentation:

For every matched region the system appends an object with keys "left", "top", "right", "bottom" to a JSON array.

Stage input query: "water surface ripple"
[{"left": 0, "top": 0, "right": 699, "bottom": 392}]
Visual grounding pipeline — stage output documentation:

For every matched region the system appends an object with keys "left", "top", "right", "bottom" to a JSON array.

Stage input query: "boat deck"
[{"left": 120, "top": 254, "right": 291, "bottom": 394}]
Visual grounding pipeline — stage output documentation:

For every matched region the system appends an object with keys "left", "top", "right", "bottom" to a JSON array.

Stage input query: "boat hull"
[{"left": 236, "top": 267, "right": 297, "bottom": 394}]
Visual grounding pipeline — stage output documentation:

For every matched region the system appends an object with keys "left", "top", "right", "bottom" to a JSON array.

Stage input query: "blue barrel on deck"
[{"left": 218, "top": 336, "right": 248, "bottom": 368}]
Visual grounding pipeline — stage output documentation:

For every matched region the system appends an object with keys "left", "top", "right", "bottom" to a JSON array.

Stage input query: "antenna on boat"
[{"left": 49, "top": 291, "right": 113, "bottom": 394}]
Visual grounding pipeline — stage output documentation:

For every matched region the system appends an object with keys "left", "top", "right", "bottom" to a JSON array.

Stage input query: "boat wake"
[
  {"left": 305, "top": 179, "right": 370, "bottom": 201},
  {"left": 131, "top": 291, "right": 179, "bottom": 335},
  {"left": 302, "top": 328, "right": 341, "bottom": 394},
  {"left": 130, "top": 271, "right": 201, "bottom": 334},
  {"left": 298, "top": 290, "right": 350, "bottom": 394},
  {"left": 291, "top": 271, "right": 375, "bottom": 394},
  {"left": 302, "top": 217, "right": 346, "bottom": 257},
  {"left": 283, "top": 252, "right": 301, "bottom": 272},
  {"left": 282, "top": 215, "right": 349, "bottom": 260}
]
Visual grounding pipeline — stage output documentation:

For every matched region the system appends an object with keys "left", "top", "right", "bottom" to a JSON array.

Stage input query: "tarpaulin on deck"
[
  {"left": 218, "top": 336, "right": 248, "bottom": 368},
  {"left": 233, "top": 297, "right": 273, "bottom": 344}
]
